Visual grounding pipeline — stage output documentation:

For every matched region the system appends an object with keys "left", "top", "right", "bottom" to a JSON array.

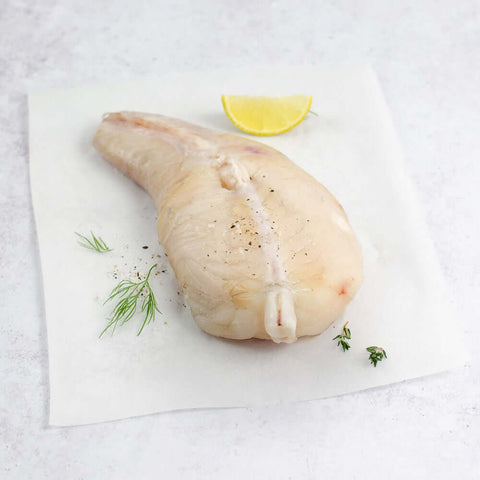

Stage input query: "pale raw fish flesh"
[{"left": 93, "top": 112, "right": 362, "bottom": 343}]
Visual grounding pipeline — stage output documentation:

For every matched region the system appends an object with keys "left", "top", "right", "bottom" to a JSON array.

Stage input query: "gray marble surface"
[{"left": 1, "top": 1, "right": 479, "bottom": 478}]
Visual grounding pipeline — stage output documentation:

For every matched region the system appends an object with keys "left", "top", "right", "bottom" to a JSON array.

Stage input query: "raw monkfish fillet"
[{"left": 93, "top": 112, "right": 362, "bottom": 343}]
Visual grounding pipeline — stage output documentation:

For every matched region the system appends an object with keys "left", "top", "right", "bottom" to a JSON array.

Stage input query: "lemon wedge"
[{"left": 221, "top": 95, "right": 313, "bottom": 136}]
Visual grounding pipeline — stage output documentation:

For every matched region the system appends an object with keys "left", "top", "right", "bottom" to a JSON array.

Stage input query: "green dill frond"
[
  {"left": 101, "top": 264, "right": 160, "bottom": 337},
  {"left": 76, "top": 231, "right": 112, "bottom": 253}
]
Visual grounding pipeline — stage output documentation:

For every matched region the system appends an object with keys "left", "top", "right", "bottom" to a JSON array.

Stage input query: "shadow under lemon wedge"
[{"left": 221, "top": 95, "right": 313, "bottom": 136}]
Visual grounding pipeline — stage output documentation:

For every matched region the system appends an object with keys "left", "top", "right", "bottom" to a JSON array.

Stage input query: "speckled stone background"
[{"left": 1, "top": 1, "right": 479, "bottom": 479}]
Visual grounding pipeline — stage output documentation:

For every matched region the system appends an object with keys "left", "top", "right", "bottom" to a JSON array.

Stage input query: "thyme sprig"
[
  {"left": 76, "top": 231, "right": 112, "bottom": 253},
  {"left": 333, "top": 321, "right": 351, "bottom": 352},
  {"left": 101, "top": 264, "right": 160, "bottom": 337},
  {"left": 366, "top": 346, "right": 387, "bottom": 367}
]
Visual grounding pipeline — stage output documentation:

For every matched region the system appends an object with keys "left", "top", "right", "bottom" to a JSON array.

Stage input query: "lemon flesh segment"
[{"left": 222, "top": 95, "right": 313, "bottom": 136}]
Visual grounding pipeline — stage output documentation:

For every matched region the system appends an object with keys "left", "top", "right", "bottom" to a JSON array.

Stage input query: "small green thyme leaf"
[
  {"left": 366, "top": 346, "right": 387, "bottom": 367},
  {"left": 333, "top": 321, "right": 351, "bottom": 352}
]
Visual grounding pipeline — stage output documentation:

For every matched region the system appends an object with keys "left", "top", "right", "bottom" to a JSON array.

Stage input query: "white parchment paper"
[{"left": 29, "top": 66, "right": 466, "bottom": 426}]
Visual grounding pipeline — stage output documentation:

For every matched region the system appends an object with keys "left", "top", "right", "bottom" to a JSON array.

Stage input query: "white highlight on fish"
[{"left": 93, "top": 112, "right": 363, "bottom": 343}]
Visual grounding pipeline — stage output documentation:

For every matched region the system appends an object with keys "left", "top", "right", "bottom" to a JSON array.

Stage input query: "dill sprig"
[
  {"left": 333, "top": 321, "right": 351, "bottom": 352},
  {"left": 101, "top": 264, "right": 160, "bottom": 337},
  {"left": 76, "top": 231, "right": 112, "bottom": 253},
  {"left": 366, "top": 346, "right": 387, "bottom": 367}
]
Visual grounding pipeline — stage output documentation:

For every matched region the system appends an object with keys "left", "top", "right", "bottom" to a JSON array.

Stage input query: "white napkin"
[{"left": 29, "top": 66, "right": 466, "bottom": 426}]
